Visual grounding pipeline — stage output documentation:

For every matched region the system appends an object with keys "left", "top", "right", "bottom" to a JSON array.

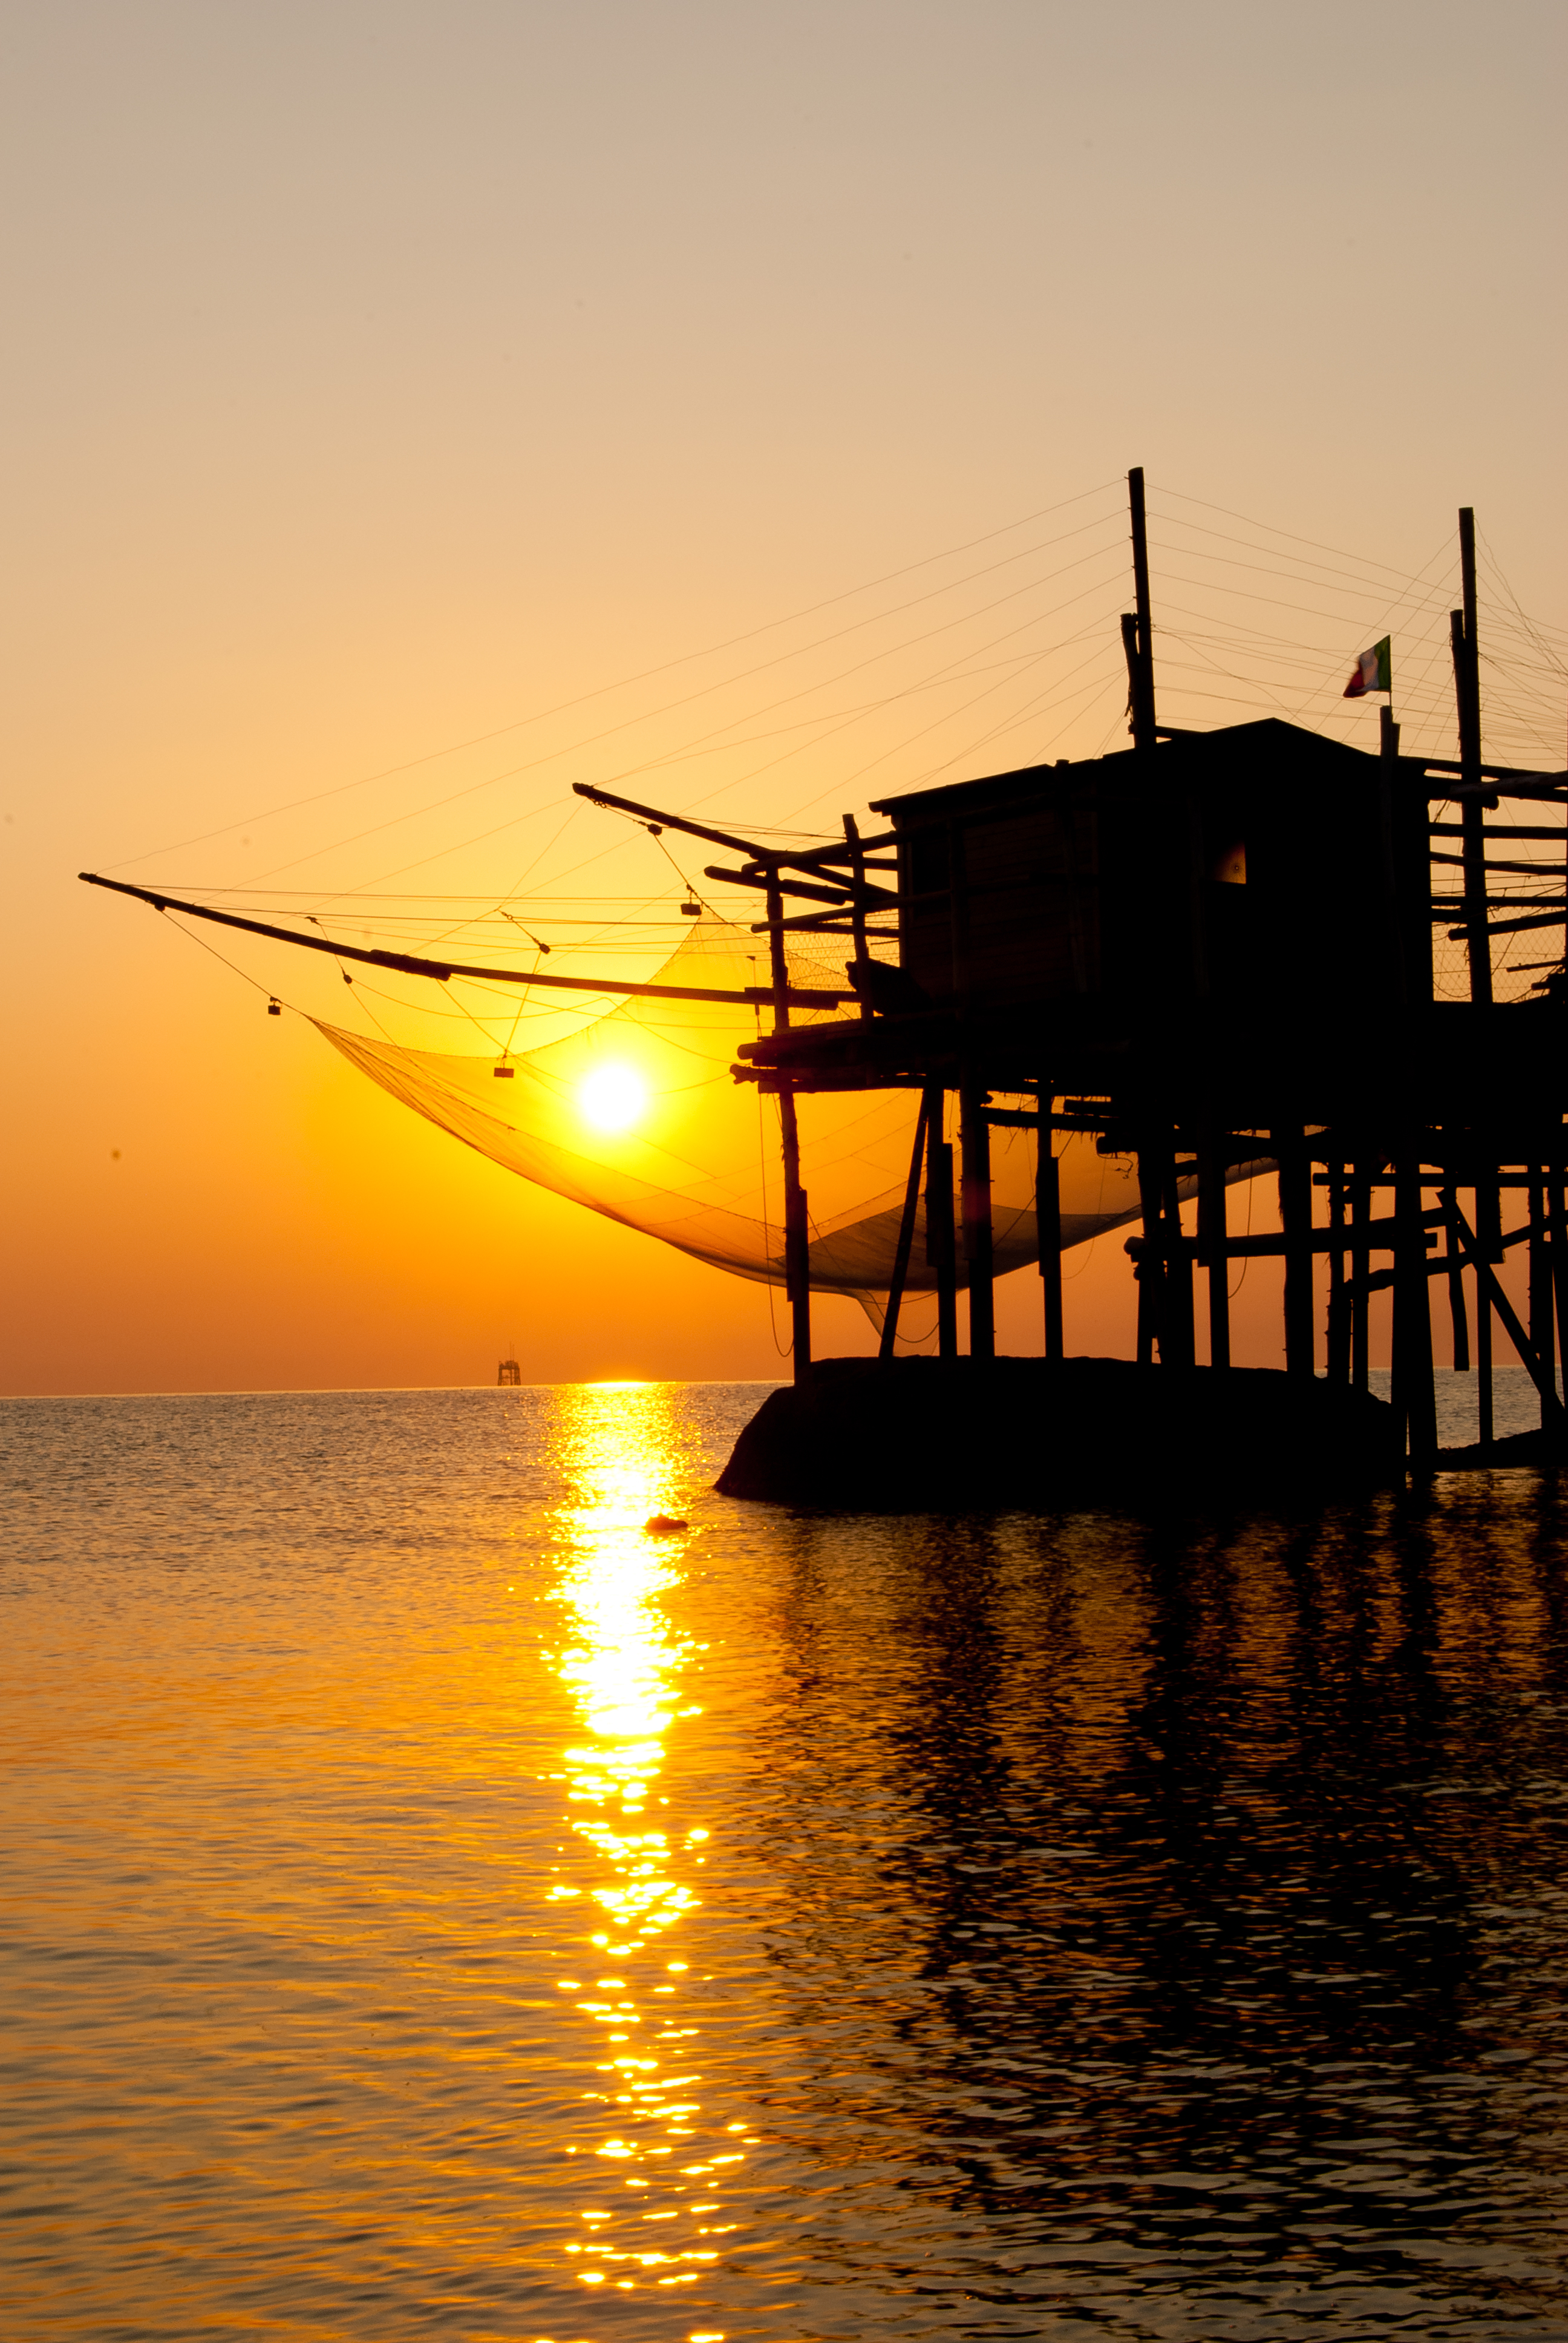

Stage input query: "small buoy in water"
[
  {"left": 267, "top": 998, "right": 281, "bottom": 1016},
  {"left": 644, "top": 1514, "right": 688, "bottom": 1535}
]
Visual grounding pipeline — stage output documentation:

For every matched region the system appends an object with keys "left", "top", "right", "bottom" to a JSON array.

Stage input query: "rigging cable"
[{"left": 106, "top": 479, "right": 1123, "bottom": 874}]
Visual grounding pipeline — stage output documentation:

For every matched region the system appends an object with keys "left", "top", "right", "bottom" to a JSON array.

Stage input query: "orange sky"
[{"left": 4, "top": 2, "right": 1564, "bottom": 1394}]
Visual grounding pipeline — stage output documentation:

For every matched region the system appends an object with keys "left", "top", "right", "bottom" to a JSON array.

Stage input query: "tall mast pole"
[
  {"left": 1452, "top": 506, "right": 1491, "bottom": 1008},
  {"left": 1123, "top": 466, "right": 1158, "bottom": 752},
  {"left": 1451, "top": 505, "right": 1497, "bottom": 1443}
]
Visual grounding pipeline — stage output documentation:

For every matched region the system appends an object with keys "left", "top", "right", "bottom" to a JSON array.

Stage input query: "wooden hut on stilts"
[
  {"left": 80, "top": 469, "right": 1567, "bottom": 1502},
  {"left": 583, "top": 473, "right": 1567, "bottom": 1498}
]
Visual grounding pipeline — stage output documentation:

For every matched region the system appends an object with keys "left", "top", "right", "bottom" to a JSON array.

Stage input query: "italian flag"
[{"left": 1343, "top": 636, "right": 1392, "bottom": 697}]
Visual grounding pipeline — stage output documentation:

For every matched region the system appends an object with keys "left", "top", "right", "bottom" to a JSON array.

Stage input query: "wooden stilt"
[
  {"left": 1547, "top": 1181, "right": 1556, "bottom": 1396},
  {"left": 960, "top": 1072, "right": 995, "bottom": 1359},
  {"left": 1161, "top": 1152, "right": 1195, "bottom": 1369},
  {"left": 1475, "top": 1166, "right": 1502, "bottom": 1444},
  {"left": 1476, "top": 1194, "right": 1494, "bottom": 1447},
  {"left": 1394, "top": 1152, "right": 1437, "bottom": 1463},
  {"left": 1529, "top": 1172, "right": 1552, "bottom": 1421},
  {"left": 1350, "top": 1159, "right": 1371, "bottom": 1391},
  {"left": 1326, "top": 1159, "right": 1348, "bottom": 1381},
  {"left": 1135, "top": 1145, "right": 1163, "bottom": 1366},
  {"left": 1037, "top": 1101, "right": 1063, "bottom": 1362},
  {"left": 878, "top": 1090, "right": 930, "bottom": 1362},
  {"left": 765, "top": 868, "right": 811, "bottom": 1381},
  {"left": 925, "top": 1090, "right": 958, "bottom": 1361},
  {"left": 1198, "top": 1126, "right": 1230, "bottom": 1371},
  {"left": 1450, "top": 1196, "right": 1564, "bottom": 1429},
  {"left": 779, "top": 1086, "right": 811, "bottom": 1379},
  {"left": 1275, "top": 1126, "right": 1314, "bottom": 1377},
  {"left": 1442, "top": 1182, "right": 1471, "bottom": 1372}
]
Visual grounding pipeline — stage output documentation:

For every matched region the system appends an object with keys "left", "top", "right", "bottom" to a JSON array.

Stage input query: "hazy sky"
[{"left": 4, "top": 1, "right": 1564, "bottom": 1392}]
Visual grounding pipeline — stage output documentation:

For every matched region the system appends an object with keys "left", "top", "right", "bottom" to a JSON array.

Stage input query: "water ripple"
[{"left": 4, "top": 1381, "right": 1568, "bottom": 2338}]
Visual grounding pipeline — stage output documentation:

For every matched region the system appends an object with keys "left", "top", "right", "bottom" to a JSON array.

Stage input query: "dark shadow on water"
[{"left": 751, "top": 1476, "right": 1568, "bottom": 2335}]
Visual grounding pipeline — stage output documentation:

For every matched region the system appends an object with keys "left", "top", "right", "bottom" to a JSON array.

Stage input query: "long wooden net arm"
[{"left": 77, "top": 873, "right": 853, "bottom": 1011}]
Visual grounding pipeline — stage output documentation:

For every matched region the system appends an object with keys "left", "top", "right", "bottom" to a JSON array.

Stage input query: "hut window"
[{"left": 1211, "top": 841, "right": 1246, "bottom": 885}]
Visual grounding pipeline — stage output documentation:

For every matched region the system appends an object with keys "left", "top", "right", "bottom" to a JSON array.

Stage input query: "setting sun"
[{"left": 579, "top": 1064, "right": 648, "bottom": 1133}]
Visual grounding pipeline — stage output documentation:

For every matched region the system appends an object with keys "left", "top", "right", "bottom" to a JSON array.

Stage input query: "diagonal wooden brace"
[{"left": 1449, "top": 1201, "right": 1566, "bottom": 1426}]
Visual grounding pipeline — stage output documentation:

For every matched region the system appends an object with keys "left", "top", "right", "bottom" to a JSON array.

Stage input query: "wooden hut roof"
[{"left": 869, "top": 716, "right": 1380, "bottom": 821}]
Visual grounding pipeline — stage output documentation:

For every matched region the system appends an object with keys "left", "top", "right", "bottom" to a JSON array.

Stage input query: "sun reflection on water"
[{"left": 545, "top": 1383, "right": 736, "bottom": 2303}]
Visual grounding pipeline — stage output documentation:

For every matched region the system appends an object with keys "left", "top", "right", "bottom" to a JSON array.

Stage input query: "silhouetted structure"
[
  {"left": 720, "top": 477, "right": 1568, "bottom": 1467},
  {"left": 80, "top": 474, "right": 1568, "bottom": 1481}
]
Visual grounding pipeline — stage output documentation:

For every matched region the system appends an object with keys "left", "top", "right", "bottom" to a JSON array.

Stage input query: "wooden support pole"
[
  {"left": 1394, "top": 1153, "right": 1438, "bottom": 1463},
  {"left": 1475, "top": 1181, "right": 1494, "bottom": 1447},
  {"left": 924, "top": 1089, "right": 958, "bottom": 1361},
  {"left": 1134, "top": 1130, "right": 1191, "bottom": 1369},
  {"left": 1161, "top": 1153, "right": 1196, "bottom": 1369},
  {"left": 1326, "top": 1159, "right": 1348, "bottom": 1381},
  {"left": 765, "top": 870, "right": 811, "bottom": 1381},
  {"left": 841, "top": 811, "right": 874, "bottom": 1021},
  {"left": 1126, "top": 467, "right": 1158, "bottom": 750},
  {"left": 779, "top": 1089, "right": 811, "bottom": 1379},
  {"left": 1350, "top": 1159, "right": 1371, "bottom": 1391},
  {"left": 1275, "top": 1126, "right": 1315, "bottom": 1377},
  {"left": 1453, "top": 506, "right": 1493, "bottom": 1009},
  {"left": 1442, "top": 1184, "right": 1471, "bottom": 1372},
  {"left": 960, "top": 1071, "right": 995, "bottom": 1359},
  {"left": 1135, "top": 1146, "right": 1163, "bottom": 1367},
  {"left": 1198, "top": 1126, "right": 1230, "bottom": 1371},
  {"left": 1458, "top": 524, "right": 1504, "bottom": 1427},
  {"left": 878, "top": 1090, "right": 930, "bottom": 1362},
  {"left": 1120, "top": 613, "right": 1142, "bottom": 748},
  {"left": 1449, "top": 1198, "right": 1566, "bottom": 1428},
  {"left": 1529, "top": 1171, "right": 1553, "bottom": 1420},
  {"left": 1037, "top": 1102, "right": 1063, "bottom": 1362},
  {"left": 1552, "top": 1172, "right": 1568, "bottom": 1405}
]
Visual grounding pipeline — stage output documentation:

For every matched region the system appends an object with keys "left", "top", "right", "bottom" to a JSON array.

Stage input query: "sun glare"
[{"left": 579, "top": 1064, "right": 648, "bottom": 1133}]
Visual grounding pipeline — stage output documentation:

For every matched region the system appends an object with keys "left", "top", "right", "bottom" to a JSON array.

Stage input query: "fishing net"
[{"left": 314, "top": 915, "right": 1174, "bottom": 1348}]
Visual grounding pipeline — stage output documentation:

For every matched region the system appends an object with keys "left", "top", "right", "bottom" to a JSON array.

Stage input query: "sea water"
[{"left": 4, "top": 1375, "right": 1568, "bottom": 2341}]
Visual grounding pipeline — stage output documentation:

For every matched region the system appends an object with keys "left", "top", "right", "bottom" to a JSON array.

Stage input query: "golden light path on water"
[
  {"left": 543, "top": 1383, "right": 748, "bottom": 2320},
  {"left": 13, "top": 1385, "right": 1568, "bottom": 2338}
]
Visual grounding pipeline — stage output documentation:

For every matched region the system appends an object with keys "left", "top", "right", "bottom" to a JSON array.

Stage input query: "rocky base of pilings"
[
  {"left": 1432, "top": 1426, "right": 1568, "bottom": 1473},
  {"left": 715, "top": 1355, "right": 1405, "bottom": 1511}
]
